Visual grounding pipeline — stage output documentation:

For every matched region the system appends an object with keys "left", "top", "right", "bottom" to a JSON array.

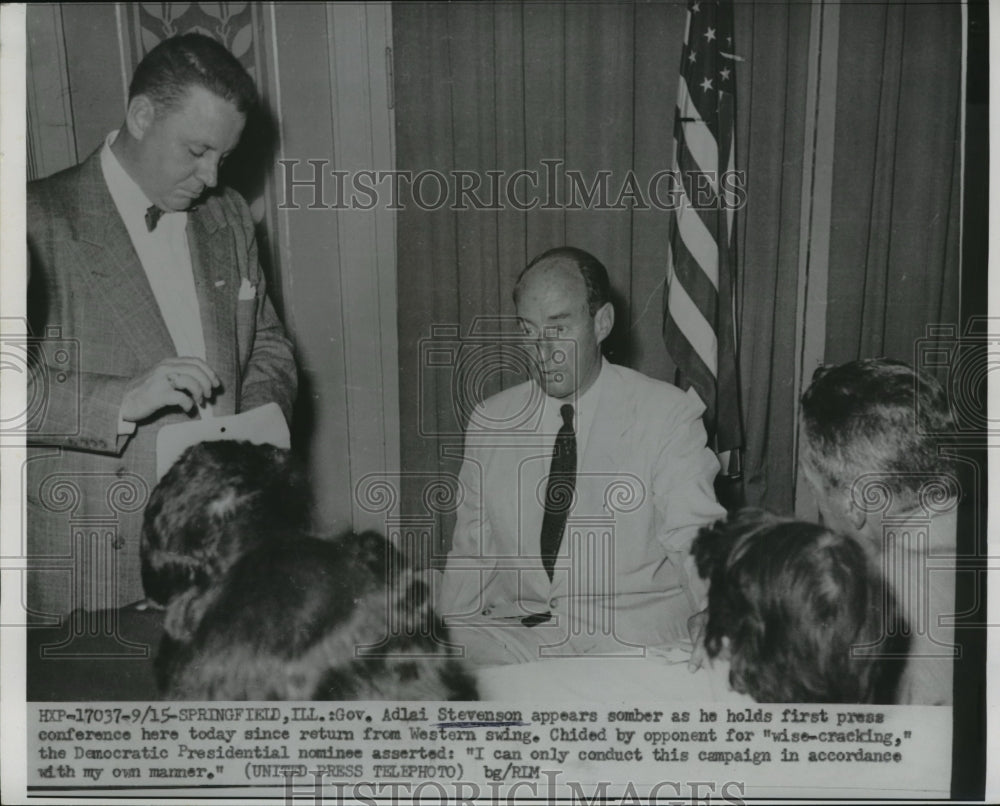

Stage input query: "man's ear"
[
  {"left": 594, "top": 301, "right": 614, "bottom": 344},
  {"left": 846, "top": 496, "right": 867, "bottom": 531},
  {"left": 125, "top": 94, "right": 156, "bottom": 141}
]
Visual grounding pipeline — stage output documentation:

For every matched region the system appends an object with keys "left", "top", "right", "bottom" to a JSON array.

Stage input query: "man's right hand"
[{"left": 121, "top": 357, "right": 221, "bottom": 422}]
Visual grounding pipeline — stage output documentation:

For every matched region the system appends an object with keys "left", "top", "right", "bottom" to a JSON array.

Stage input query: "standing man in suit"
[
  {"left": 439, "top": 247, "right": 724, "bottom": 663},
  {"left": 26, "top": 34, "right": 297, "bottom": 619}
]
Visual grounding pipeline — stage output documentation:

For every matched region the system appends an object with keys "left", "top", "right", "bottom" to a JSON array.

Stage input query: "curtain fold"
[
  {"left": 825, "top": 2, "right": 962, "bottom": 367},
  {"left": 732, "top": 2, "right": 812, "bottom": 513}
]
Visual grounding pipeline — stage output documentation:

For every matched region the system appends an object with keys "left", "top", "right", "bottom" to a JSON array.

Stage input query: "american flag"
[{"left": 662, "top": 0, "right": 743, "bottom": 466}]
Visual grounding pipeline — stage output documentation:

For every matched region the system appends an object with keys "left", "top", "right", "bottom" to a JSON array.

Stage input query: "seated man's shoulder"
[
  {"left": 462, "top": 379, "right": 548, "bottom": 437},
  {"left": 606, "top": 362, "right": 701, "bottom": 412},
  {"left": 474, "top": 379, "right": 535, "bottom": 416}
]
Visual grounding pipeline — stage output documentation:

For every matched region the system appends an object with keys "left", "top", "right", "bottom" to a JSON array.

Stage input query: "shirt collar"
[
  {"left": 540, "top": 358, "right": 606, "bottom": 460},
  {"left": 100, "top": 130, "right": 187, "bottom": 232},
  {"left": 541, "top": 357, "right": 608, "bottom": 423}
]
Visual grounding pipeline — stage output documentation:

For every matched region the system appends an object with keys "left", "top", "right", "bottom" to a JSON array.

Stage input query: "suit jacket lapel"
[
  {"left": 581, "top": 363, "right": 634, "bottom": 487},
  {"left": 508, "top": 383, "right": 548, "bottom": 554},
  {"left": 187, "top": 204, "right": 238, "bottom": 415},
  {"left": 549, "top": 364, "right": 635, "bottom": 597},
  {"left": 73, "top": 151, "right": 174, "bottom": 367}
]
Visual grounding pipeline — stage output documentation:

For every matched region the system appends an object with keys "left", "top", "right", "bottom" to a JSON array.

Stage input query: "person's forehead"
[
  {"left": 159, "top": 86, "right": 244, "bottom": 135},
  {"left": 517, "top": 261, "right": 588, "bottom": 311}
]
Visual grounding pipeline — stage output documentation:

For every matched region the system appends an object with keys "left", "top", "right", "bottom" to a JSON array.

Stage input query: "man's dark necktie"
[
  {"left": 145, "top": 204, "right": 164, "bottom": 232},
  {"left": 523, "top": 404, "right": 576, "bottom": 628},
  {"left": 540, "top": 403, "right": 576, "bottom": 581}
]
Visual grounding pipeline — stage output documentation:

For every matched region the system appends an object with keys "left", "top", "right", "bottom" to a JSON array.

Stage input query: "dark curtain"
[
  {"left": 825, "top": 2, "right": 962, "bottom": 366},
  {"left": 393, "top": 1, "right": 813, "bottom": 556},
  {"left": 731, "top": 3, "right": 812, "bottom": 512}
]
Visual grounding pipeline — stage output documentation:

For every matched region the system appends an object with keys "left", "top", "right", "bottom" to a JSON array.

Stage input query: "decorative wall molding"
[{"left": 122, "top": 3, "right": 257, "bottom": 76}]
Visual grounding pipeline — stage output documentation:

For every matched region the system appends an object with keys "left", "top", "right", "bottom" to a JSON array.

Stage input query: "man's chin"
[
  {"left": 537, "top": 378, "right": 574, "bottom": 399},
  {"left": 158, "top": 200, "right": 191, "bottom": 213},
  {"left": 168, "top": 190, "right": 204, "bottom": 210}
]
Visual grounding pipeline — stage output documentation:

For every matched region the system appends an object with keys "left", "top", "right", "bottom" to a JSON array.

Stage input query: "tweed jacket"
[{"left": 25, "top": 148, "right": 297, "bottom": 618}]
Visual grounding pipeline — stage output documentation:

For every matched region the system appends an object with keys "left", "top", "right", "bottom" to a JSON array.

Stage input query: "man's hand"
[
  {"left": 121, "top": 357, "right": 221, "bottom": 422},
  {"left": 687, "top": 608, "right": 709, "bottom": 672}
]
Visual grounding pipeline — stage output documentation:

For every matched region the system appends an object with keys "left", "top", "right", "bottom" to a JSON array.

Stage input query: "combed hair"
[
  {"left": 800, "top": 358, "right": 955, "bottom": 508},
  {"left": 513, "top": 246, "right": 611, "bottom": 316},
  {"left": 156, "top": 532, "right": 478, "bottom": 701},
  {"left": 140, "top": 441, "right": 310, "bottom": 606},
  {"left": 692, "top": 509, "right": 908, "bottom": 704},
  {"left": 129, "top": 33, "right": 257, "bottom": 115}
]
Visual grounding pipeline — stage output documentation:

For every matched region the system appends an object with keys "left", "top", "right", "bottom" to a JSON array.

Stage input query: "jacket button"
[
  {"left": 482, "top": 607, "right": 492, "bottom": 616},
  {"left": 549, "top": 598, "right": 558, "bottom": 609}
]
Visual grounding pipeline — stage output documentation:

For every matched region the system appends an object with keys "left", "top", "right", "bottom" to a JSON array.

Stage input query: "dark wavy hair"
[
  {"left": 692, "top": 509, "right": 908, "bottom": 704},
  {"left": 800, "top": 358, "right": 955, "bottom": 510},
  {"left": 156, "top": 532, "right": 478, "bottom": 701},
  {"left": 129, "top": 33, "right": 257, "bottom": 115},
  {"left": 513, "top": 246, "right": 611, "bottom": 316},
  {"left": 140, "top": 440, "right": 310, "bottom": 606}
]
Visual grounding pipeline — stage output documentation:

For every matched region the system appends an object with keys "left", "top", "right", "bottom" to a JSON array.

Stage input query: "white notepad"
[{"left": 155, "top": 401, "right": 290, "bottom": 480}]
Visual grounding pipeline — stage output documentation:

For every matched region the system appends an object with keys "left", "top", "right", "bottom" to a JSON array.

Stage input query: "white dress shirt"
[
  {"left": 537, "top": 356, "right": 608, "bottom": 463},
  {"left": 100, "top": 131, "right": 212, "bottom": 429}
]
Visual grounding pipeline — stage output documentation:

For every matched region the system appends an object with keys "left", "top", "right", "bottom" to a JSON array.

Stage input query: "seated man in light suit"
[
  {"left": 800, "top": 359, "right": 958, "bottom": 705},
  {"left": 439, "top": 247, "right": 725, "bottom": 663},
  {"left": 26, "top": 33, "right": 296, "bottom": 619}
]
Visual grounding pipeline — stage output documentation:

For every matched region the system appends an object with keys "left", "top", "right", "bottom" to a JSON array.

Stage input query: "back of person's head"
[
  {"left": 692, "top": 509, "right": 908, "bottom": 703},
  {"left": 800, "top": 358, "right": 954, "bottom": 512},
  {"left": 156, "top": 532, "right": 478, "bottom": 701},
  {"left": 141, "top": 440, "right": 310, "bottom": 606},
  {"left": 513, "top": 246, "right": 611, "bottom": 316},
  {"left": 129, "top": 33, "right": 257, "bottom": 115}
]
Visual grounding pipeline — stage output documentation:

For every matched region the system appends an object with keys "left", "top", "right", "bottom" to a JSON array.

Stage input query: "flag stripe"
[
  {"left": 676, "top": 78, "right": 719, "bottom": 177},
  {"left": 674, "top": 200, "right": 719, "bottom": 288},
  {"left": 670, "top": 221, "right": 719, "bottom": 325},
  {"left": 666, "top": 252, "right": 718, "bottom": 373},
  {"left": 674, "top": 118, "right": 719, "bottom": 189},
  {"left": 662, "top": 314, "right": 717, "bottom": 417},
  {"left": 674, "top": 134, "right": 727, "bottom": 264}
]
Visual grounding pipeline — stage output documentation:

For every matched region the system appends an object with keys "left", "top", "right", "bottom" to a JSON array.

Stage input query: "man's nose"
[
  {"left": 538, "top": 339, "right": 567, "bottom": 367},
  {"left": 197, "top": 159, "right": 220, "bottom": 188}
]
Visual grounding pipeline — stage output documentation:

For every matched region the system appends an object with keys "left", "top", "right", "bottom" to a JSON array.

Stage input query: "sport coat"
[
  {"left": 439, "top": 361, "right": 725, "bottom": 650},
  {"left": 25, "top": 148, "right": 297, "bottom": 618}
]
